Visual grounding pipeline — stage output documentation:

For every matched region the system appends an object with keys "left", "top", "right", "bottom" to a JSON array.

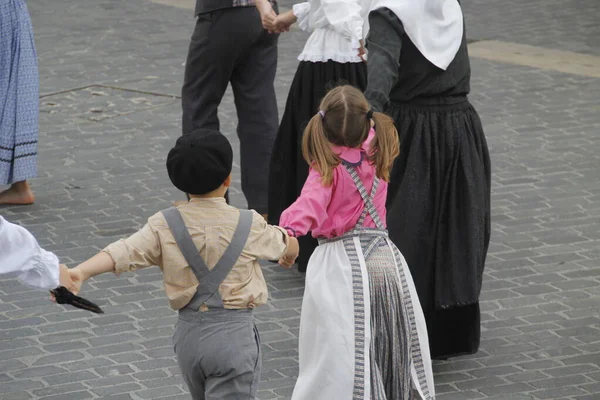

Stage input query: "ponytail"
[
  {"left": 368, "top": 112, "right": 399, "bottom": 182},
  {"left": 301, "top": 114, "right": 341, "bottom": 186}
]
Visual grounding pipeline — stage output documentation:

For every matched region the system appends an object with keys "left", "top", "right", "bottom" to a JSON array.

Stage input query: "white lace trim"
[{"left": 297, "top": 52, "right": 363, "bottom": 63}]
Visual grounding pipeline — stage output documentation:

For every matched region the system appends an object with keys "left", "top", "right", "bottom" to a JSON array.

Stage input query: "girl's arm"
[{"left": 279, "top": 167, "right": 334, "bottom": 237}]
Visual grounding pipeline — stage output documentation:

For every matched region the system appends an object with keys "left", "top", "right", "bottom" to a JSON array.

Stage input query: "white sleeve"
[
  {"left": 293, "top": 2, "right": 311, "bottom": 31},
  {"left": 0, "top": 217, "right": 60, "bottom": 290},
  {"left": 320, "top": 0, "right": 364, "bottom": 49}
]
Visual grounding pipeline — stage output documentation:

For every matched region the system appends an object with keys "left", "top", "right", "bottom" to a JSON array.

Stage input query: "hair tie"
[
  {"left": 366, "top": 109, "right": 374, "bottom": 120},
  {"left": 318, "top": 110, "right": 326, "bottom": 119}
]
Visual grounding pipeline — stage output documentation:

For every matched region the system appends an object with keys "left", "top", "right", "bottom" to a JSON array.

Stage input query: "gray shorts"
[{"left": 174, "top": 308, "right": 262, "bottom": 400}]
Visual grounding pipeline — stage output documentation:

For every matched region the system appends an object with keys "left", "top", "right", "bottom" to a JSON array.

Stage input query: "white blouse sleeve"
[
  {"left": 0, "top": 217, "right": 60, "bottom": 290},
  {"left": 293, "top": 2, "right": 311, "bottom": 31},
  {"left": 320, "top": 0, "right": 364, "bottom": 49}
]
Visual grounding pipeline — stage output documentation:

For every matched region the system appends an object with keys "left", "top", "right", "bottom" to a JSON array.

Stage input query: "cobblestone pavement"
[{"left": 1, "top": 0, "right": 599, "bottom": 399}]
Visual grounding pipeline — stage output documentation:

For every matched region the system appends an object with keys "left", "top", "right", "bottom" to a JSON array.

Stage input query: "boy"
[{"left": 66, "top": 129, "right": 299, "bottom": 399}]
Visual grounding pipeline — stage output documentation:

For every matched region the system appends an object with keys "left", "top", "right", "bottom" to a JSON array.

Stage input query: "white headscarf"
[{"left": 364, "top": 0, "right": 464, "bottom": 70}]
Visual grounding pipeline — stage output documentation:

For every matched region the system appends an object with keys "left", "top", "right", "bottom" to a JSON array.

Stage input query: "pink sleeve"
[{"left": 279, "top": 167, "right": 334, "bottom": 237}]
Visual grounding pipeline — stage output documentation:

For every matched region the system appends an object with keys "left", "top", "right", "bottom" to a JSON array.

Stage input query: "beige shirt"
[{"left": 103, "top": 198, "right": 289, "bottom": 310}]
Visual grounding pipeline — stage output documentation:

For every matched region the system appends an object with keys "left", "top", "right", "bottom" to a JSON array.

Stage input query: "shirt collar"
[
  {"left": 187, "top": 197, "right": 228, "bottom": 206},
  {"left": 332, "top": 128, "right": 376, "bottom": 165}
]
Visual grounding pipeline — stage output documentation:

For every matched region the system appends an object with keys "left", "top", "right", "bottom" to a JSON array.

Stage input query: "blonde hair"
[{"left": 302, "top": 85, "right": 400, "bottom": 186}]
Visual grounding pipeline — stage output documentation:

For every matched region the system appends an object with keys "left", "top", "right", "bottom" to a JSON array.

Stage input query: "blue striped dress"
[{"left": 0, "top": 0, "right": 38, "bottom": 185}]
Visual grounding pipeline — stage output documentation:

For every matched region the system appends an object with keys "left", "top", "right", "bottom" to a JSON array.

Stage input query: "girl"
[
  {"left": 364, "top": 0, "right": 491, "bottom": 359},
  {"left": 279, "top": 85, "right": 434, "bottom": 399},
  {"left": 257, "top": 0, "right": 369, "bottom": 272},
  {"left": 0, "top": 0, "right": 39, "bottom": 205}
]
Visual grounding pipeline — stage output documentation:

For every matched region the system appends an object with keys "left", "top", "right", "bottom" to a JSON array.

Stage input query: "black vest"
[{"left": 195, "top": 0, "right": 276, "bottom": 16}]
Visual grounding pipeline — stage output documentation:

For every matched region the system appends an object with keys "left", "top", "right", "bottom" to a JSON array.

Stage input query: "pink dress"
[{"left": 279, "top": 129, "right": 387, "bottom": 238}]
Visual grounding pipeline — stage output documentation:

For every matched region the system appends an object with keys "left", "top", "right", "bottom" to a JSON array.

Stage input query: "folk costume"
[
  {"left": 364, "top": 0, "right": 491, "bottom": 359},
  {"left": 280, "top": 130, "right": 434, "bottom": 400},
  {"left": 99, "top": 132, "right": 293, "bottom": 399}
]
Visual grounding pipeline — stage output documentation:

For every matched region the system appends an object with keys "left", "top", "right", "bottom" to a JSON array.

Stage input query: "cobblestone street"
[{"left": 1, "top": 0, "right": 599, "bottom": 399}]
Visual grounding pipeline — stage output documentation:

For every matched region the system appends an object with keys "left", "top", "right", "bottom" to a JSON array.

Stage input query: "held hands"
[
  {"left": 51, "top": 264, "right": 84, "bottom": 301},
  {"left": 255, "top": 0, "right": 278, "bottom": 33},
  {"left": 58, "top": 264, "right": 82, "bottom": 294},
  {"left": 279, "top": 236, "right": 299, "bottom": 268},
  {"left": 256, "top": 0, "right": 295, "bottom": 34},
  {"left": 268, "top": 11, "right": 296, "bottom": 34}
]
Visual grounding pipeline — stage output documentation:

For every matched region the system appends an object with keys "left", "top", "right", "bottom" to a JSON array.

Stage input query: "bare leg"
[{"left": 0, "top": 181, "right": 35, "bottom": 205}]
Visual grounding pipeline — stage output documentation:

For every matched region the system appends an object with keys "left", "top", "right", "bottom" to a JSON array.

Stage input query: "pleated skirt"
[
  {"left": 267, "top": 60, "right": 367, "bottom": 272},
  {"left": 386, "top": 97, "right": 491, "bottom": 359}
]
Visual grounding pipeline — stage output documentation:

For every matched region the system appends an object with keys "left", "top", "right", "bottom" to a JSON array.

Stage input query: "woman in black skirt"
[
  {"left": 262, "top": 1, "right": 369, "bottom": 272},
  {"left": 364, "top": 1, "right": 491, "bottom": 359}
]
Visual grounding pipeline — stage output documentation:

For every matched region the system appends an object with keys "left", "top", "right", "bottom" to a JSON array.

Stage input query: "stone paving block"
[
  {"left": 531, "top": 386, "right": 588, "bottom": 399},
  {"left": 0, "top": 392, "right": 34, "bottom": 400},
  {"left": 134, "top": 386, "right": 184, "bottom": 399},
  {"left": 478, "top": 382, "right": 536, "bottom": 397},
  {"left": 91, "top": 383, "right": 144, "bottom": 397},
  {"left": 38, "top": 391, "right": 94, "bottom": 400}
]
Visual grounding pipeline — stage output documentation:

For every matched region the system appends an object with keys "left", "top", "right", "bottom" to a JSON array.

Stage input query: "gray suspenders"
[{"left": 161, "top": 207, "right": 254, "bottom": 311}]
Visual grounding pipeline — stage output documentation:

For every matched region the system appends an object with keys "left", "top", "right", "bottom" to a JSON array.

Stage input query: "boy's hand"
[
  {"left": 66, "top": 267, "right": 85, "bottom": 295},
  {"left": 278, "top": 254, "right": 297, "bottom": 268},
  {"left": 279, "top": 237, "right": 299, "bottom": 268}
]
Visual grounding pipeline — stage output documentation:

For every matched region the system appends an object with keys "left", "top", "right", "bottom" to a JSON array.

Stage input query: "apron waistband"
[{"left": 318, "top": 228, "right": 389, "bottom": 245}]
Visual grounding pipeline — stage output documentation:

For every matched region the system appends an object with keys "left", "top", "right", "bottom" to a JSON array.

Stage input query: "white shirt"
[
  {"left": 292, "top": 0, "right": 368, "bottom": 63},
  {"left": 0, "top": 216, "right": 60, "bottom": 289}
]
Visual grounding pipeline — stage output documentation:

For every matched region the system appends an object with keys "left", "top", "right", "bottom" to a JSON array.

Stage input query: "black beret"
[{"left": 166, "top": 129, "right": 233, "bottom": 195}]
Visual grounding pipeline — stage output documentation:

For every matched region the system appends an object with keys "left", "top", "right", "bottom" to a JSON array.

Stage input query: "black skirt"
[
  {"left": 386, "top": 97, "right": 491, "bottom": 359},
  {"left": 268, "top": 60, "right": 367, "bottom": 272}
]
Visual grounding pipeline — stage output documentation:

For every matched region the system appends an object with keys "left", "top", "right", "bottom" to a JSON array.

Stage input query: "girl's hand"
[{"left": 272, "top": 10, "right": 297, "bottom": 33}]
